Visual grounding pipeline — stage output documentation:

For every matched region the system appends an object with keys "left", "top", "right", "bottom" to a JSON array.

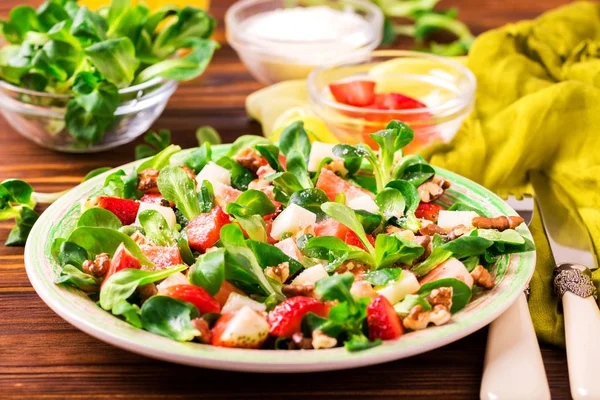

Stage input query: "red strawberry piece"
[
  {"left": 314, "top": 218, "right": 349, "bottom": 240},
  {"left": 329, "top": 80, "right": 376, "bottom": 107},
  {"left": 140, "top": 193, "right": 174, "bottom": 207},
  {"left": 95, "top": 196, "right": 140, "bottom": 225},
  {"left": 415, "top": 202, "right": 444, "bottom": 222},
  {"left": 344, "top": 230, "right": 375, "bottom": 250},
  {"left": 213, "top": 280, "right": 245, "bottom": 307},
  {"left": 140, "top": 245, "right": 183, "bottom": 270},
  {"left": 162, "top": 284, "right": 221, "bottom": 314},
  {"left": 367, "top": 295, "right": 404, "bottom": 340},
  {"left": 187, "top": 206, "right": 231, "bottom": 252},
  {"left": 315, "top": 168, "right": 373, "bottom": 202},
  {"left": 101, "top": 243, "right": 141, "bottom": 288},
  {"left": 268, "top": 296, "right": 329, "bottom": 337}
]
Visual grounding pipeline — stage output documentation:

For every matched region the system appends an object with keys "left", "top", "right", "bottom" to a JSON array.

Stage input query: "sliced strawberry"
[
  {"left": 372, "top": 93, "right": 427, "bottom": 110},
  {"left": 329, "top": 80, "right": 376, "bottom": 107},
  {"left": 140, "top": 245, "right": 183, "bottom": 269},
  {"left": 213, "top": 280, "right": 245, "bottom": 307},
  {"left": 95, "top": 196, "right": 140, "bottom": 225},
  {"left": 367, "top": 295, "right": 404, "bottom": 340},
  {"left": 212, "top": 306, "right": 270, "bottom": 349},
  {"left": 264, "top": 218, "right": 278, "bottom": 245},
  {"left": 268, "top": 296, "right": 329, "bottom": 337},
  {"left": 415, "top": 202, "right": 444, "bottom": 222},
  {"left": 101, "top": 243, "right": 141, "bottom": 288},
  {"left": 344, "top": 230, "right": 375, "bottom": 251},
  {"left": 316, "top": 169, "right": 373, "bottom": 202},
  {"left": 162, "top": 284, "right": 221, "bottom": 314},
  {"left": 187, "top": 206, "right": 231, "bottom": 252},
  {"left": 213, "top": 183, "right": 242, "bottom": 207},
  {"left": 140, "top": 193, "right": 174, "bottom": 207},
  {"left": 314, "top": 218, "right": 349, "bottom": 240}
]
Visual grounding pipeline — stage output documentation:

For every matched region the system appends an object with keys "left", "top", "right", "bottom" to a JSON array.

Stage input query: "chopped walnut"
[
  {"left": 191, "top": 318, "right": 212, "bottom": 344},
  {"left": 137, "top": 168, "right": 160, "bottom": 193},
  {"left": 82, "top": 253, "right": 110, "bottom": 278},
  {"left": 386, "top": 226, "right": 415, "bottom": 241},
  {"left": 312, "top": 329, "right": 337, "bottom": 349},
  {"left": 265, "top": 262, "right": 290, "bottom": 283},
  {"left": 419, "top": 222, "right": 447, "bottom": 236},
  {"left": 282, "top": 284, "right": 315, "bottom": 297},
  {"left": 292, "top": 332, "right": 313, "bottom": 349},
  {"left": 426, "top": 287, "right": 453, "bottom": 309},
  {"left": 431, "top": 174, "right": 451, "bottom": 189},
  {"left": 181, "top": 165, "right": 196, "bottom": 181},
  {"left": 402, "top": 304, "right": 452, "bottom": 330},
  {"left": 234, "top": 147, "right": 267, "bottom": 173},
  {"left": 350, "top": 280, "right": 378, "bottom": 300},
  {"left": 447, "top": 224, "right": 470, "bottom": 241},
  {"left": 137, "top": 283, "right": 158, "bottom": 304},
  {"left": 324, "top": 159, "right": 348, "bottom": 176},
  {"left": 413, "top": 235, "right": 432, "bottom": 261},
  {"left": 256, "top": 164, "right": 276, "bottom": 180},
  {"left": 472, "top": 216, "right": 524, "bottom": 231},
  {"left": 471, "top": 265, "right": 495, "bottom": 289},
  {"left": 131, "top": 231, "right": 151, "bottom": 246},
  {"left": 418, "top": 181, "right": 444, "bottom": 203}
]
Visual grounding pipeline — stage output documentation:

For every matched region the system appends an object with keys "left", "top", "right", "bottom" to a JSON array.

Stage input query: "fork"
[{"left": 479, "top": 196, "right": 551, "bottom": 400}]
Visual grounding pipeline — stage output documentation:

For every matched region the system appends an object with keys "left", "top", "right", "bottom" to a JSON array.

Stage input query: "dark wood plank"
[{"left": 0, "top": 0, "right": 573, "bottom": 398}]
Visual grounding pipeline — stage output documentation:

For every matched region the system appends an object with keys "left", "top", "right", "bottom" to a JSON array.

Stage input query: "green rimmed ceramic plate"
[{"left": 24, "top": 147, "right": 535, "bottom": 373}]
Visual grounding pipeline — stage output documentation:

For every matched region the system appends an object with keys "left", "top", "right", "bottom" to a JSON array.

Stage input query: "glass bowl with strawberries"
[{"left": 307, "top": 50, "right": 476, "bottom": 153}]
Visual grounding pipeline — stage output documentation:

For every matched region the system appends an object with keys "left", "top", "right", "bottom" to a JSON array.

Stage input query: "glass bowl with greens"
[{"left": 0, "top": 0, "right": 218, "bottom": 153}]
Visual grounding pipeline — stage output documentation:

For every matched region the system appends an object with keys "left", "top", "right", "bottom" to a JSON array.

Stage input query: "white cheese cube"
[
  {"left": 307, "top": 142, "right": 336, "bottom": 172},
  {"left": 275, "top": 237, "right": 301, "bottom": 260},
  {"left": 270, "top": 203, "right": 316, "bottom": 240},
  {"left": 347, "top": 195, "right": 380, "bottom": 214},
  {"left": 376, "top": 271, "right": 420, "bottom": 305},
  {"left": 134, "top": 202, "right": 177, "bottom": 229},
  {"left": 195, "top": 161, "right": 231, "bottom": 187},
  {"left": 437, "top": 210, "right": 479, "bottom": 230},
  {"left": 156, "top": 272, "right": 189, "bottom": 293},
  {"left": 292, "top": 264, "right": 328, "bottom": 286},
  {"left": 222, "top": 293, "right": 267, "bottom": 314}
]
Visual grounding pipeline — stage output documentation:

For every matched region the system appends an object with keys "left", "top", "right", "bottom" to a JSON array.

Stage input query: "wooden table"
[{"left": 0, "top": 0, "right": 574, "bottom": 398}]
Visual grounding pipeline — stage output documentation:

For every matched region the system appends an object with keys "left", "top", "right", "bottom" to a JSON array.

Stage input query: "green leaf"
[
  {"left": 188, "top": 248, "right": 225, "bottom": 296},
  {"left": 321, "top": 202, "right": 375, "bottom": 256},
  {"left": 441, "top": 234, "right": 493, "bottom": 258},
  {"left": 448, "top": 201, "right": 485, "bottom": 216},
  {"left": 184, "top": 142, "right": 212, "bottom": 173},
  {"left": 226, "top": 189, "right": 275, "bottom": 217},
  {"left": 157, "top": 165, "right": 201, "bottom": 221},
  {"left": 77, "top": 207, "right": 122, "bottom": 230},
  {"left": 255, "top": 143, "right": 284, "bottom": 172},
  {"left": 67, "top": 226, "right": 153, "bottom": 267},
  {"left": 363, "top": 268, "right": 403, "bottom": 287},
  {"left": 354, "top": 210, "right": 383, "bottom": 234},
  {"left": 196, "top": 125, "right": 221, "bottom": 146},
  {"left": 136, "top": 38, "right": 218, "bottom": 83},
  {"left": 477, "top": 229, "right": 526, "bottom": 245},
  {"left": 7, "top": 6, "right": 43, "bottom": 43},
  {"left": 247, "top": 240, "right": 304, "bottom": 276},
  {"left": 269, "top": 172, "right": 305, "bottom": 200},
  {"left": 394, "top": 294, "right": 432, "bottom": 317},
  {"left": 285, "top": 149, "right": 312, "bottom": 189},
  {"left": 411, "top": 246, "right": 453, "bottom": 277},
  {"left": 57, "top": 241, "right": 89, "bottom": 269},
  {"left": 417, "top": 277, "right": 472, "bottom": 313},
  {"left": 345, "top": 335, "right": 382, "bottom": 352},
  {"left": 375, "top": 234, "right": 424, "bottom": 269},
  {"left": 314, "top": 272, "right": 354, "bottom": 303},
  {"left": 101, "top": 168, "right": 138, "bottom": 199},
  {"left": 138, "top": 210, "right": 176, "bottom": 246},
  {"left": 136, "top": 144, "right": 181, "bottom": 173},
  {"left": 70, "top": 5, "right": 107, "bottom": 42},
  {"left": 302, "top": 236, "right": 375, "bottom": 267},
  {"left": 278, "top": 121, "right": 310, "bottom": 159},
  {"left": 289, "top": 188, "right": 329, "bottom": 218},
  {"left": 196, "top": 180, "right": 215, "bottom": 214},
  {"left": 375, "top": 187, "right": 405, "bottom": 219},
  {"left": 386, "top": 180, "right": 420, "bottom": 213},
  {"left": 55, "top": 264, "right": 100, "bottom": 292},
  {"left": 135, "top": 130, "right": 172, "bottom": 160},
  {"left": 100, "top": 265, "right": 187, "bottom": 310},
  {"left": 1, "top": 179, "right": 35, "bottom": 208},
  {"left": 141, "top": 295, "right": 199, "bottom": 341},
  {"left": 216, "top": 156, "right": 254, "bottom": 191},
  {"left": 84, "top": 37, "right": 139, "bottom": 87},
  {"left": 231, "top": 214, "right": 268, "bottom": 243},
  {"left": 6, "top": 207, "right": 38, "bottom": 246},
  {"left": 402, "top": 163, "right": 435, "bottom": 186},
  {"left": 112, "top": 299, "right": 143, "bottom": 328},
  {"left": 227, "top": 135, "right": 269, "bottom": 158}
]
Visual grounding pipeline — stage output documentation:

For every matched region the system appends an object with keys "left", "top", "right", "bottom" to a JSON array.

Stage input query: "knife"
[
  {"left": 480, "top": 196, "right": 550, "bottom": 400},
  {"left": 530, "top": 171, "right": 600, "bottom": 400}
]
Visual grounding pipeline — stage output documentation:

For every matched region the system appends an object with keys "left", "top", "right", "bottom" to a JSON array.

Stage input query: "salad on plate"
[{"left": 51, "top": 120, "right": 533, "bottom": 351}]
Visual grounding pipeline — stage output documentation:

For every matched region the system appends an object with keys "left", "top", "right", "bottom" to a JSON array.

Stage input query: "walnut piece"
[
  {"left": 447, "top": 224, "right": 470, "bottom": 241},
  {"left": 265, "top": 262, "right": 290, "bottom": 283},
  {"left": 471, "top": 265, "right": 495, "bottom": 289},
  {"left": 131, "top": 231, "right": 151, "bottom": 246},
  {"left": 386, "top": 226, "right": 415, "bottom": 241},
  {"left": 282, "top": 284, "right": 315, "bottom": 297},
  {"left": 324, "top": 159, "right": 348, "bottom": 176},
  {"left": 234, "top": 147, "right": 267, "bottom": 173},
  {"left": 137, "top": 168, "right": 160, "bottom": 193},
  {"left": 472, "top": 216, "right": 524, "bottom": 231},
  {"left": 426, "top": 287, "right": 453, "bottom": 309},
  {"left": 402, "top": 304, "right": 452, "bottom": 330},
  {"left": 137, "top": 283, "right": 158, "bottom": 304},
  {"left": 312, "top": 329, "right": 337, "bottom": 349},
  {"left": 191, "top": 318, "right": 212, "bottom": 344},
  {"left": 181, "top": 165, "right": 196, "bottom": 181},
  {"left": 431, "top": 174, "right": 451, "bottom": 189},
  {"left": 350, "top": 280, "right": 378, "bottom": 300},
  {"left": 82, "top": 253, "right": 110, "bottom": 278},
  {"left": 419, "top": 222, "right": 447, "bottom": 236},
  {"left": 292, "top": 332, "right": 313, "bottom": 349},
  {"left": 418, "top": 181, "right": 444, "bottom": 203}
]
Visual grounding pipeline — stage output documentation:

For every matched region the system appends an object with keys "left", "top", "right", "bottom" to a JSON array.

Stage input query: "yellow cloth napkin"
[
  {"left": 421, "top": 0, "right": 600, "bottom": 347},
  {"left": 245, "top": 1, "right": 600, "bottom": 347}
]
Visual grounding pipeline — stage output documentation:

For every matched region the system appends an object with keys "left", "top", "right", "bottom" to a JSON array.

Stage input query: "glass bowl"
[
  {"left": 307, "top": 50, "right": 476, "bottom": 153},
  {"left": 0, "top": 77, "right": 178, "bottom": 153},
  {"left": 225, "top": 0, "right": 383, "bottom": 85}
]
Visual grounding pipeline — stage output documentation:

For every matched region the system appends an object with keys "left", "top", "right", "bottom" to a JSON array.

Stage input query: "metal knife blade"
[{"left": 529, "top": 171, "right": 597, "bottom": 269}]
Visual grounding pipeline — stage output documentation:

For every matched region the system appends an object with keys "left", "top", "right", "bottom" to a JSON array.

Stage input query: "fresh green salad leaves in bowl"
[{"left": 0, "top": 0, "right": 218, "bottom": 152}]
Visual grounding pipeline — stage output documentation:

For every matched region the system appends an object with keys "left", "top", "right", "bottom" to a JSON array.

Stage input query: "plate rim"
[{"left": 24, "top": 152, "right": 536, "bottom": 373}]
